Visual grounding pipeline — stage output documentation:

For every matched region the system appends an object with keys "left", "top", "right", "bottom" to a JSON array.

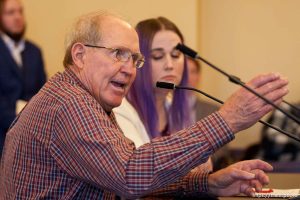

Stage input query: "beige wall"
[
  {"left": 199, "top": 0, "right": 300, "bottom": 148},
  {"left": 23, "top": 0, "right": 198, "bottom": 77},
  {"left": 22, "top": 0, "right": 299, "bottom": 149}
]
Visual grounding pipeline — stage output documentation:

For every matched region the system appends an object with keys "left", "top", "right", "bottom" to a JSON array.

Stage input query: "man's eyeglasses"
[{"left": 84, "top": 44, "right": 145, "bottom": 68}]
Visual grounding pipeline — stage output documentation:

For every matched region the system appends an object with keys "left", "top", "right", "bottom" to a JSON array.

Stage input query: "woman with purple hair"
[{"left": 114, "top": 16, "right": 212, "bottom": 171}]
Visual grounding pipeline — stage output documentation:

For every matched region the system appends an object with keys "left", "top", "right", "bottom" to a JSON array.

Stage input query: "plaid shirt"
[{"left": 0, "top": 68, "right": 234, "bottom": 199}]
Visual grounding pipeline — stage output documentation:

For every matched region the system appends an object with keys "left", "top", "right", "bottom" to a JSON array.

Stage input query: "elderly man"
[{"left": 0, "top": 11, "right": 288, "bottom": 199}]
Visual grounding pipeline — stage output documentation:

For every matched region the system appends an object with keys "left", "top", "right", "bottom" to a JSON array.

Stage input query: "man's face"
[
  {"left": 187, "top": 59, "right": 200, "bottom": 89},
  {"left": 0, "top": 0, "right": 25, "bottom": 39},
  {"left": 79, "top": 17, "right": 139, "bottom": 112}
]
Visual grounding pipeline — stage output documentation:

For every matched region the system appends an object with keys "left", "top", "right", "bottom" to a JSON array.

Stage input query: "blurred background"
[{"left": 23, "top": 0, "right": 300, "bottom": 150}]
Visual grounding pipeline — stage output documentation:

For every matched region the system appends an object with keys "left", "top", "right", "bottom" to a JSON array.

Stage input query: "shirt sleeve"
[
  {"left": 144, "top": 170, "right": 211, "bottom": 198},
  {"left": 51, "top": 95, "right": 234, "bottom": 199}
]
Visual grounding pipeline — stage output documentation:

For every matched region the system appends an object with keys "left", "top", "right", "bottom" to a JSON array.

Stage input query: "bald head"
[{"left": 63, "top": 11, "right": 136, "bottom": 68}]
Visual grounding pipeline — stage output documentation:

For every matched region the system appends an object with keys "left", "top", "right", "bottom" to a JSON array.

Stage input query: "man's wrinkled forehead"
[
  {"left": 99, "top": 16, "right": 140, "bottom": 51},
  {"left": 99, "top": 16, "right": 134, "bottom": 38}
]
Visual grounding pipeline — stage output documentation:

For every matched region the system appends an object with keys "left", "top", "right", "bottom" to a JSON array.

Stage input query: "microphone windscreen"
[
  {"left": 156, "top": 82, "right": 175, "bottom": 90},
  {"left": 176, "top": 43, "right": 197, "bottom": 58}
]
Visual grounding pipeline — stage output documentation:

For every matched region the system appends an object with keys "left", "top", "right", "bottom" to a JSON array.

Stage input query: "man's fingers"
[
  {"left": 250, "top": 180, "right": 263, "bottom": 192},
  {"left": 238, "top": 168, "right": 271, "bottom": 197},
  {"left": 247, "top": 73, "right": 281, "bottom": 89},
  {"left": 239, "top": 159, "right": 273, "bottom": 172},
  {"left": 256, "top": 78, "right": 288, "bottom": 96},
  {"left": 218, "top": 72, "right": 288, "bottom": 133},
  {"left": 263, "top": 87, "right": 289, "bottom": 103},
  {"left": 248, "top": 74, "right": 288, "bottom": 108},
  {"left": 231, "top": 169, "right": 255, "bottom": 180},
  {"left": 240, "top": 183, "right": 256, "bottom": 197},
  {"left": 252, "top": 169, "right": 270, "bottom": 185}
]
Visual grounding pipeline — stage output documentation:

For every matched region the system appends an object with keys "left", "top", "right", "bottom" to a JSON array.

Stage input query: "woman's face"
[{"left": 150, "top": 30, "right": 184, "bottom": 90}]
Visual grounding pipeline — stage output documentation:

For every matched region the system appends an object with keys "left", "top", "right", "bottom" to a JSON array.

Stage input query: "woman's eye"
[
  {"left": 171, "top": 50, "right": 182, "bottom": 58},
  {"left": 151, "top": 53, "right": 165, "bottom": 60}
]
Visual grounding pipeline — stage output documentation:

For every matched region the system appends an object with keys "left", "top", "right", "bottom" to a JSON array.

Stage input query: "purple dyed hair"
[{"left": 127, "top": 17, "right": 191, "bottom": 139}]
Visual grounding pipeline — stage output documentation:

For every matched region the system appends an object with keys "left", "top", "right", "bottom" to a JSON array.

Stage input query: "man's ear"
[{"left": 71, "top": 43, "right": 86, "bottom": 69}]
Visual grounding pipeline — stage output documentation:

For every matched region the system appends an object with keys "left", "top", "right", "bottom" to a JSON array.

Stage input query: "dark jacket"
[{"left": 0, "top": 37, "right": 46, "bottom": 155}]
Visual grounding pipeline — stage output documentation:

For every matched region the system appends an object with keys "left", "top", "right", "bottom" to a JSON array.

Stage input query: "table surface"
[{"left": 220, "top": 173, "right": 300, "bottom": 200}]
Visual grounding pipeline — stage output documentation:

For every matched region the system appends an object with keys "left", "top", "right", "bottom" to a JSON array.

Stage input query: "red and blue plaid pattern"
[{"left": 0, "top": 68, "right": 234, "bottom": 199}]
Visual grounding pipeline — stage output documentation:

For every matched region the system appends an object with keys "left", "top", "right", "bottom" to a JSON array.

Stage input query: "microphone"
[
  {"left": 156, "top": 81, "right": 300, "bottom": 143},
  {"left": 157, "top": 81, "right": 222, "bottom": 104},
  {"left": 176, "top": 43, "right": 300, "bottom": 125},
  {"left": 156, "top": 81, "right": 175, "bottom": 90}
]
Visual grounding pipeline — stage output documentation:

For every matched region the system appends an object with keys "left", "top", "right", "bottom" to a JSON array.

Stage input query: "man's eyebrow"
[{"left": 114, "top": 46, "right": 141, "bottom": 53}]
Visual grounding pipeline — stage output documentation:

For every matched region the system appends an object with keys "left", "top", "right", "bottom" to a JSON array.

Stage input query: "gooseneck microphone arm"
[
  {"left": 156, "top": 81, "right": 300, "bottom": 143},
  {"left": 176, "top": 43, "right": 300, "bottom": 125}
]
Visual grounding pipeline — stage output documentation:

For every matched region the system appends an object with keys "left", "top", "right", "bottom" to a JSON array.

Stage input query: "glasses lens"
[
  {"left": 111, "top": 48, "right": 144, "bottom": 68},
  {"left": 114, "top": 49, "right": 129, "bottom": 62},
  {"left": 136, "top": 59, "right": 144, "bottom": 68},
  {"left": 132, "top": 53, "right": 145, "bottom": 68}
]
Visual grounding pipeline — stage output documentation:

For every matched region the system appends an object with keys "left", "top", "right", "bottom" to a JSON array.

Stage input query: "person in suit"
[
  {"left": 187, "top": 57, "right": 234, "bottom": 171},
  {"left": 186, "top": 57, "right": 219, "bottom": 122},
  {"left": 243, "top": 102, "right": 300, "bottom": 162},
  {"left": 0, "top": 0, "right": 46, "bottom": 156},
  {"left": 260, "top": 102, "right": 300, "bottom": 161}
]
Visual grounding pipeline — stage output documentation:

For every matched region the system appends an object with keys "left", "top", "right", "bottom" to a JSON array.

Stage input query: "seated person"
[
  {"left": 243, "top": 102, "right": 300, "bottom": 170},
  {"left": 186, "top": 57, "right": 219, "bottom": 121},
  {"left": 115, "top": 17, "right": 213, "bottom": 171},
  {"left": 187, "top": 57, "right": 233, "bottom": 171},
  {"left": 261, "top": 102, "right": 300, "bottom": 161}
]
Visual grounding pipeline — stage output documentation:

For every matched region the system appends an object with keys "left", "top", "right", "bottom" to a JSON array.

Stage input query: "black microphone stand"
[
  {"left": 156, "top": 81, "right": 300, "bottom": 143},
  {"left": 176, "top": 43, "right": 300, "bottom": 125}
]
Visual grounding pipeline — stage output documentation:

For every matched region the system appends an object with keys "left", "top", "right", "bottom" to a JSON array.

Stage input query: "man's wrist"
[{"left": 185, "top": 170, "right": 210, "bottom": 193}]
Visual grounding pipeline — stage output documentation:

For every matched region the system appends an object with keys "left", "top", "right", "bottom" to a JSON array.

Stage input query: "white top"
[
  {"left": 114, "top": 98, "right": 150, "bottom": 148},
  {"left": 1, "top": 33, "right": 25, "bottom": 67},
  {"left": 114, "top": 98, "right": 213, "bottom": 172}
]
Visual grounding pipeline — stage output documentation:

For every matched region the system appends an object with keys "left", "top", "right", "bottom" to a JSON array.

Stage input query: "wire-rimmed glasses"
[{"left": 84, "top": 44, "right": 145, "bottom": 68}]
